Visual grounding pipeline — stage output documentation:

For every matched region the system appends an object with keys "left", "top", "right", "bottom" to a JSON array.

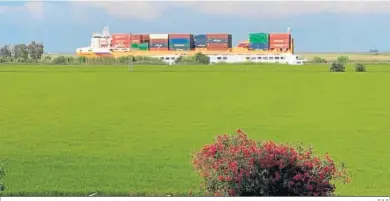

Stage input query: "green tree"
[
  {"left": 329, "top": 62, "right": 345, "bottom": 72},
  {"left": 194, "top": 52, "right": 210, "bottom": 64},
  {"left": 0, "top": 45, "right": 12, "bottom": 58},
  {"left": 311, "top": 56, "right": 327, "bottom": 64},
  {"left": 355, "top": 63, "right": 366, "bottom": 72},
  {"left": 337, "top": 55, "right": 349, "bottom": 65},
  {"left": 27, "top": 41, "right": 44, "bottom": 60},
  {"left": 14, "top": 44, "right": 29, "bottom": 60}
]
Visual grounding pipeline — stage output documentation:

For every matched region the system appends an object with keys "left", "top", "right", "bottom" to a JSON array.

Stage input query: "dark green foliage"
[
  {"left": 175, "top": 52, "right": 210, "bottom": 65},
  {"left": 0, "top": 42, "right": 44, "bottom": 63},
  {"left": 329, "top": 62, "right": 345, "bottom": 72},
  {"left": 355, "top": 63, "right": 366, "bottom": 72},
  {"left": 311, "top": 56, "right": 327, "bottom": 64},
  {"left": 0, "top": 163, "right": 4, "bottom": 192},
  {"left": 48, "top": 56, "right": 165, "bottom": 65},
  {"left": 194, "top": 52, "right": 210, "bottom": 64}
]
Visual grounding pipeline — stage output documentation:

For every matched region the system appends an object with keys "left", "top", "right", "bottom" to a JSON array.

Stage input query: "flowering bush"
[{"left": 192, "top": 129, "right": 350, "bottom": 196}]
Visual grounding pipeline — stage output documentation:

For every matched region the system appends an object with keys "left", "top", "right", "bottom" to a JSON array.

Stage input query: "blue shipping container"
[
  {"left": 194, "top": 34, "right": 207, "bottom": 40},
  {"left": 169, "top": 38, "right": 190, "bottom": 44},
  {"left": 194, "top": 35, "right": 207, "bottom": 48},
  {"left": 249, "top": 43, "right": 269, "bottom": 49}
]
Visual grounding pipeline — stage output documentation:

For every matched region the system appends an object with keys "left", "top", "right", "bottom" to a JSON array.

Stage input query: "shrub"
[
  {"left": 355, "top": 63, "right": 366, "bottom": 72},
  {"left": 337, "top": 56, "right": 349, "bottom": 65},
  {"left": 192, "top": 129, "right": 350, "bottom": 196},
  {"left": 175, "top": 53, "right": 210, "bottom": 65},
  {"left": 0, "top": 163, "right": 4, "bottom": 192},
  {"left": 329, "top": 62, "right": 345, "bottom": 72},
  {"left": 311, "top": 56, "right": 327, "bottom": 64}
]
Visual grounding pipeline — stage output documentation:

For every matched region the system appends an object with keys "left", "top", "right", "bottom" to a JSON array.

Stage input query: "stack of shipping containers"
[
  {"left": 249, "top": 33, "right": 269, "bottom": 50},
  {"left": 269, "top": 33, "right": 291, "bottom": 50},
  {"left": 206, "top": 34, "right": 232, "bottom": 51},
  {"left": 108, "top": 31, "right": 292, "bottom": 53},
  {"left": 149, "top": 34, "right": 169, "bottom": 51},
  {"left": 194, "top": 34, "right": 207, "bottom": 48},
  {"left": 130, "top": 34, "right": 150, "bottom": 51},
  {"left": 168, "top": 34, "right": 194, "bottom": 51},
  {"left": 111, "top": 34, "right": 131, "bottom": 48}
]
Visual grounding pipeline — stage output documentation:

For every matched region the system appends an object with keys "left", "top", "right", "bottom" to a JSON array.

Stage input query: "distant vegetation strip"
[{"left": 1, "top": 41, "right": 390, "bottom": 64}]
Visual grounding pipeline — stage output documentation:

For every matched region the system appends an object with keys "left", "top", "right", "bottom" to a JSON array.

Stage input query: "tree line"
[
  {"left": 0, "top": 41, "right": 44, "bottom": 63},
  {"left": 0, "top": 42, "right": 211, "bottom": 65}
]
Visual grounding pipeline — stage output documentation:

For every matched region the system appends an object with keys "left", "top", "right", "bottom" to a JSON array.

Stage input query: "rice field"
[
  {"left": 0, "top": 64, "right": 390, "bottom": 196},
  {"left": 300, "top": 53, "right": 390, "bottom": 63}
]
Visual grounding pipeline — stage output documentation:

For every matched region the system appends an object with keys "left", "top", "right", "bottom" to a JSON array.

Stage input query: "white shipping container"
[{"left": 149, "top": 34, "right": 169, "bottom": 39}]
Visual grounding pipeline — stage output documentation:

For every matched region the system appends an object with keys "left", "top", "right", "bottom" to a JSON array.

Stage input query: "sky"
[{"left": 1, "top": 1, "right": 390, "bottom": 53}]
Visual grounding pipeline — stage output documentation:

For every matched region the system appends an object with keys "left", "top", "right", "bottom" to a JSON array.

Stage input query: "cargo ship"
[{"left": 76, "top": 27, "right": 306, "bottom": 65}]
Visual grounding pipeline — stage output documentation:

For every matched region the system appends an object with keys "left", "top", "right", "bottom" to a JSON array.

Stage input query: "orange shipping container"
[{"left": 269, "top": 43, "right": 290, "bottom": 49}]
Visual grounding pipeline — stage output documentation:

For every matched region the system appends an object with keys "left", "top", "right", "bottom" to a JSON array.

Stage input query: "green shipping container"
[
  {"left": 131, "top": 43, "right": 139, "bottom": 48},
  {"left": 249, "top": 33, "right": 269, "bottom": 44},
  {"left": 138, "top": 43, "right": 149, "bottom": 51}
]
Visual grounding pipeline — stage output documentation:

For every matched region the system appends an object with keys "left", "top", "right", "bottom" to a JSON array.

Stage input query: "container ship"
[{"left": 76, "top": 27, "right": 305, "bottom": 65}]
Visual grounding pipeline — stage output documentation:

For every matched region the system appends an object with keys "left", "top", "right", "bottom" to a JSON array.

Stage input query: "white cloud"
[
  {"left": 2, "top": 1, "right": 390, "bottom": 21},
  {"left": 0, "top": 2, "right": 43, "bottom": 19},
  {"left": 24, "top": 1, "right": 44, "bottom": 19},
  {"left": 79, "top": 1, "right": 390, "bottom": 19},
  {"left": 0, "top": 5, "right": 24, "bottom": 13},
  {"left": 177, "top": 1, "right": 390, "bottom": 18},
  {"left": 76, "top": 1, "right": 179, "bottom": 20}
]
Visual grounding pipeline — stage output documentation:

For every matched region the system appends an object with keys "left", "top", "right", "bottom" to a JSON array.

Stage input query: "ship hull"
[{"left": 76, "top": 48, "right": 294, "bottom": 58}]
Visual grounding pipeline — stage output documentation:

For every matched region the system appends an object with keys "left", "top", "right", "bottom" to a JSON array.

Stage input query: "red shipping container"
[
  {"left": 140, "top": 34, "right": 150, "bottom": 42},
  {"left": 169, "top": 34, "right": 191, "bottom": 38},
  {"left": 269, "top": 33, "right": 291, "bottom": 40},
  {"left": 112, "top": 43, "right": 130, "bottom": 48},
  {"left": 112, "top": 39, "right": 130, "bottom": 43},
  {"left": 149, "top": 47, "right": 169, "bottom": 51},
  {"left": 131, "top": 34, "right": 141, "bottom": 40},
  {"left": 269, "top": 43, "right": 290, "bottom": 49},
  {"left": 150, "top": 39, "right": 169, "bottom": 43},
  {"left": 207, "top": 43, "right": 229, "bottom": 48},
  {"left": 112, "top": 34, "right": 131, "bottom": 40},
  {"left": 206, "top": 34, "right": 230, "bottom": 39},
  {"left": 131, "top": 40, "right": 141, "bottom": 44},
  {"left": 269, "top": 39, "right": 290, "bottom": 44}
]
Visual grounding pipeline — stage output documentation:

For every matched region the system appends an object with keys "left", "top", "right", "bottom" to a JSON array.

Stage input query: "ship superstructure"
[{"left": 76, "top": 27, "right": 305, "bottom": 65}]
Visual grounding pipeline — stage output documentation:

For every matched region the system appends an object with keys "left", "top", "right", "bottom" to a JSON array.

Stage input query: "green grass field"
[{"left": 1, "top": 64, "right": 390, "bottom": 196}]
